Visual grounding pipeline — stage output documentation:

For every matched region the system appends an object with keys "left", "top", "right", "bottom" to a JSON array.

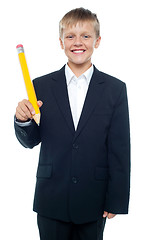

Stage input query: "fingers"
[
  {"left": 103, "top": 211, "right": 108, "bottom": 218},
  {"left": 16, "top": 99, "right": 43, "bottom": 122},
  {"left": 107, "top": 213, "right": 116, "bottom": 219},
  {"left": 16, "top": 99, "right": 35, "bottom": 122},
  {"left": 103, "top": 211, "right": 116, "bottom": 219},
  {"left": 37, "top": 100, "right": 43, "bottom": 108}
]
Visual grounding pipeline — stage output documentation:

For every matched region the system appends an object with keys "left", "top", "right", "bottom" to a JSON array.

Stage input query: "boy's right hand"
[{"left": 16, "top": 99, "right": 43, "bottom": 122}]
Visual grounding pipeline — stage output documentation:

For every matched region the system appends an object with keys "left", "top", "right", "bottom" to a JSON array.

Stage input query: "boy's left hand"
[{"left": 103, "top": 211, "right": 116, "bottom": 219}]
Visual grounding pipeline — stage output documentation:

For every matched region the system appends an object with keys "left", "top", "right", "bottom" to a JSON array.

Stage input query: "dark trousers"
[{"left": 37, "top": 214, "right": 106, "bottom": 240}]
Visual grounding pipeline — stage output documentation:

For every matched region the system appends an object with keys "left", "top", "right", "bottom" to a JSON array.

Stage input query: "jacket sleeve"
[
  {"left": 14, "top": 117, "right": 41, "bottom": 149},
  {"left": 104, "top": 83, "right": 131, "bottom": 214}
]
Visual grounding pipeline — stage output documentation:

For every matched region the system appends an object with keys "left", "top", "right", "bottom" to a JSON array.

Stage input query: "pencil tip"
[{"left": 33, "top": 113, "right": 40, "bottom": 126}]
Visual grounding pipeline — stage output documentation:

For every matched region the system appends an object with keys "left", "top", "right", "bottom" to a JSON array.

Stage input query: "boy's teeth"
[{"left": 73, "top": 50, "right": 84, "bottom": 53}]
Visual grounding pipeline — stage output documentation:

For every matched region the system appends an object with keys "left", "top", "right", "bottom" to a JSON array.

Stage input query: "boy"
[{"left": 15, "top": 8, "right": 130, "bottom": 240}]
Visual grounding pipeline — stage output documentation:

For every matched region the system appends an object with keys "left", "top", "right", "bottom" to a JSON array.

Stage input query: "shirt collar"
[{"left": 65, "top": 64, "right": 94, "bottom": 86}]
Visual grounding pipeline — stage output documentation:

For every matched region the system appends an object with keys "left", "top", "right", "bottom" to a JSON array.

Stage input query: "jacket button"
[
  {"left": 72, "top": 177, "right": 78, "bottom": 184},
  {"left": 73, "top": 143, "right": 79, "bottom": 149}
]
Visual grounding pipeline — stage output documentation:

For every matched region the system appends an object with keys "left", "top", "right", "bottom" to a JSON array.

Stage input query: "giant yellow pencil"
[{"left": 16, "top": 44, "right": 40, "bottom": 126}]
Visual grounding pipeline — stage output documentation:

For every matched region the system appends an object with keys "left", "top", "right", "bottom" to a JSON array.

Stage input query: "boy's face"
[{"left": 59, "top": 21, "right": 101, "bottom": 69}]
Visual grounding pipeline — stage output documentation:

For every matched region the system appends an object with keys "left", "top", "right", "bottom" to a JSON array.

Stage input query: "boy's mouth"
[{"left": 71, "top": 49, "right": 86, "bottom": 54}]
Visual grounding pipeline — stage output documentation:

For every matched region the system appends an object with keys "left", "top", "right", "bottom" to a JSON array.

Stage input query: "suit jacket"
[{"left": 14, "top": 65, "right": 130, "bottom": 224}]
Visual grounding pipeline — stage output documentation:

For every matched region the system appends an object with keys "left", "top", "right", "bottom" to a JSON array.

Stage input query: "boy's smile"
[{"left": 60, "top": 21, "right": 101, "bottom": 75}]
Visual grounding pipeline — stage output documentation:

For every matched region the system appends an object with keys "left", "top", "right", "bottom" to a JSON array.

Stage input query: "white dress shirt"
[
  {"left": 65, "top": 64, "right": 93, "bottom": 129},
  {"left": 15, "top": 64, "right": 94, "bottom": 129}
]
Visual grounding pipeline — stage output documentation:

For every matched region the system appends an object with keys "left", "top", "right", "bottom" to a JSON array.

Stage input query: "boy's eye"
[
  {"left": 83, "top": 35, "right": 89, "bottom": 39},
  {"left": 67, "top": 35, "right": 74, "bottom": 39}
]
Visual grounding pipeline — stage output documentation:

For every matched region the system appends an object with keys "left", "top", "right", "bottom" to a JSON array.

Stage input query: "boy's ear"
[
  {"left": 59, "top": 38, "right": 64, "bottom": 49},
  {"left": 94, "top": 36, "right": 101, "bottom": 49}
]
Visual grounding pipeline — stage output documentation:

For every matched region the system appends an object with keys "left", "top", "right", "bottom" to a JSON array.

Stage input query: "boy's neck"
[{"left": 67, "top": 61, "right": 92, "bottom": 78}]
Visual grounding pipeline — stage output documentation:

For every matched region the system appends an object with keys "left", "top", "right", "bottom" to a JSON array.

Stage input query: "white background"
[{"left": 0, "top": 0, "right": 160, "bottom": 239}]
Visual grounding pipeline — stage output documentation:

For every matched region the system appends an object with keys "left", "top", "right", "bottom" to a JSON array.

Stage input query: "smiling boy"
[
  {"left": 15, "top": 8, "right": 130, "bottom": 240},
  {"left": 59, "top": 19, "right": 101, "bottom": 76}
]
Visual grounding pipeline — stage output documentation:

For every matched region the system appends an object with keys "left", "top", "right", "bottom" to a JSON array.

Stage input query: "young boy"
[{"left": 14, "top": 8, "right": 130, "bottom": 240}]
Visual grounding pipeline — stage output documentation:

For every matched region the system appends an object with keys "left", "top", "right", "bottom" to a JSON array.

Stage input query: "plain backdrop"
[{"left": 0, "top": 0, "right": 160, "bottom": 239}]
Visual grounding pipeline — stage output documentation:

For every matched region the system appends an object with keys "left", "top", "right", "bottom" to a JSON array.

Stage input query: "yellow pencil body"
[{"left": 16, "top": 45, "right": 40, "bottom": 125}]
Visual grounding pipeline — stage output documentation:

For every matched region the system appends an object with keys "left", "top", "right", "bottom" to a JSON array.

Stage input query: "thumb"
[
  {"left": 103, "top": 211, "right": 108, "bottom": 218},
  {"left": 37, "top": 100, "right": 43, "bottom": 108}
]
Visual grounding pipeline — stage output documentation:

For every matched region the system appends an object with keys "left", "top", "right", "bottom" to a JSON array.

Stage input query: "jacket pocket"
[
  {"left": 36, "top": 165, "right": 52, "bottom": 178},
  {"left": 95, "top": 167, "right": 108, "bottom": 181}
]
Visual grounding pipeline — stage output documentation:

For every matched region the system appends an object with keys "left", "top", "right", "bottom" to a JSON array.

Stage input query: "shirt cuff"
[{"left": 14, "top": 116, "right": 33, "bottom": 127}]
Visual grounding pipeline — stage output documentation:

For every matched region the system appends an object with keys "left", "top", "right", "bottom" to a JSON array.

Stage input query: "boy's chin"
[{"left": 68, "top": 60, "right": 91, "bottom": 67}]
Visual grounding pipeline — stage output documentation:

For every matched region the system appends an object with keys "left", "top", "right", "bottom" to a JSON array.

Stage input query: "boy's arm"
[
  {"left": 14, "top": 99, "right": 42, "bottom": 148},
  {"left": 14, "top": 118, "right": 41, "bottom": 148},
  {"left": 104, "top": 83, "right": 131, "bottom": 214}
]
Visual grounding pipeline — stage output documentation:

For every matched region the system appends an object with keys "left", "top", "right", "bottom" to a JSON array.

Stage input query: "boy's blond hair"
[{"left": 59, "top": 8, "right": 100, "bottom": 39}]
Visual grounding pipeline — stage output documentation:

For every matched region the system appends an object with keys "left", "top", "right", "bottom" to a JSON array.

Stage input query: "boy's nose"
[{"left": 74, "top": 36, "right": 83, "bottom": 46}]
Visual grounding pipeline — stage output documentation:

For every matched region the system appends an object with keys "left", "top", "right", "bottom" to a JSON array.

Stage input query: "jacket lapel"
[
  {"left": 51, "top": 66, "right": 105, "bottom": 139},
  {"left": 74, "top": 66, "right": 105, "bottom": 140},
  {"left": 51, "top": 66, "right": 75, "bottom": 135}
]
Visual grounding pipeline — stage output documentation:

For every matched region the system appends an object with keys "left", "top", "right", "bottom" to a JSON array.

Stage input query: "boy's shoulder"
[
  {"left": 33, "top": 65, "right": 65, "bottom": 84},
  {"left": 94, "top": 66, "right": 125, "bottom": 87}
]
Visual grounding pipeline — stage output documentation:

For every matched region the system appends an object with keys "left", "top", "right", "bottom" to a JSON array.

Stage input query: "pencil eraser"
[{"left": 16, "top": 44, "right": 23, "bottom": 49}]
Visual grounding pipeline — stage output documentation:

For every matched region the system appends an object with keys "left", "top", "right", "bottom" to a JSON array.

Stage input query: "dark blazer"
[{"left": 14, "top": 65, "right": 130, "bottom": 224}]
